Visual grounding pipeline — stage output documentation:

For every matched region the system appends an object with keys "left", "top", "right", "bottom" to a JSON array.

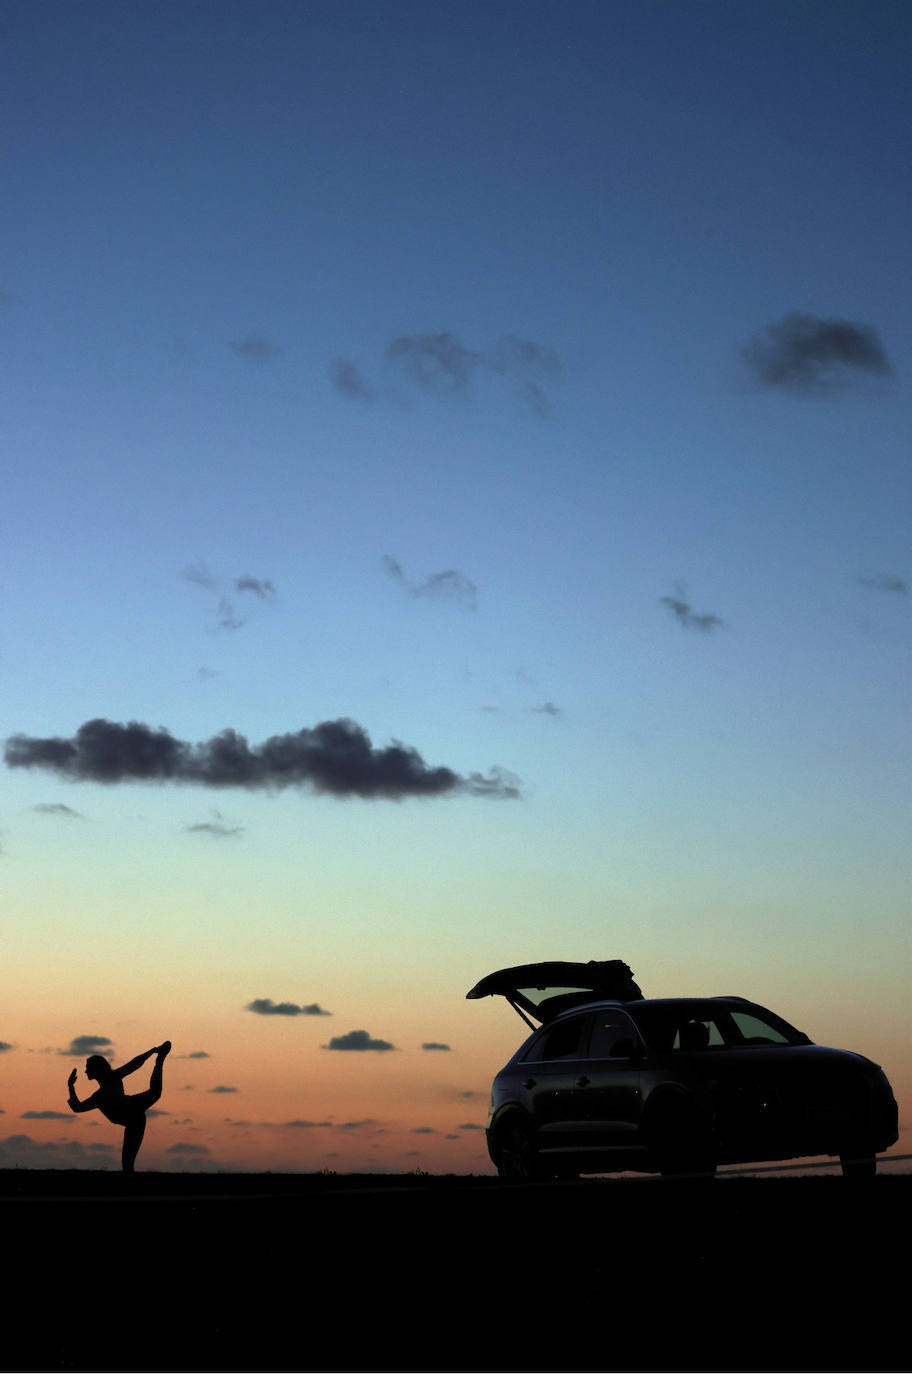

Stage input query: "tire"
[
  {"left": 495, "top": 1120, "right": 543, "bottom": 1181},
  {"left": 840, "top": 1149, "right": 876, "bottom": 1179}
]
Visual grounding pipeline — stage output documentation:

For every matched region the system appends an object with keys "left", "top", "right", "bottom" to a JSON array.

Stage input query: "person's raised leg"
[{"left": 147, "top": 1041, "right": 171, "bottom": 1106}]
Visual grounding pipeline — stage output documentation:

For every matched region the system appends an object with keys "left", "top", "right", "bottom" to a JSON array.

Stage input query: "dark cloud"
[
  {"left": 167, "top": 1142, "right": 210, "bottom": 1154},
  {"left": 61, "top": 1035, "right": 113, "bottom": 1059},
  {"left": 216, "top": 597, "right": 245, "bottom": 632},
  {"left": 331, "top": 357, "right": 374, "bottom": 399},
  {"left": 336, "top": 1118, "right": 379, "bottom": 1130},
  {"left": 235, "top": 575, "right": 276, "bottom": 600},
  {"left": 421, "top": 1042, "right": 451, "bottom": 1052},
  {"left": 533, "top": 701, "right": 561, "bottom": 717},
  {"left": 0, "top": 1134, "right": 111, "bottom": 1170},
  {"left": 230, "top": 335, "right": 277, "bottom": 363},
  {"left": 0, "top": 1042, "right": 12, "bottom": 1053},
  {"left": 412, "top": 1127, "right": 436, "bottom": 1134},
  {"left": 859, "top": 574, "right": 908, "bottom": 594},
  {"left": 323, "top": 1030, "right": 395, "bottom": 1053},
  {"left": 383, "top": 555, "right": 477, "bottom": 609},
  {"left": 33, "top": 802, "right": 83, "bottom": 818},
  {"left": 180, "top": 1051, "right": 211, "bottom": 1059},
  {"left": 247, "top": 998, "right": 331, "bottom": 1017},
  {"left": 660, "top": 589, "right": 725, "bottom": 633},
  {"left": 208, "top": 1085, "right": 237, "bottom": 1094},
  {"left": 458, "top": 1122, "right": 484, "bottom": 1130},
  {"left": 284, "top": 1119, "right": 333, "bottom": 1128},
  {"left": 742, "top": 313, "right": 892, "bottom": 391},
  {"left": 21, "top": 1110, "right": 70, "bottom": 1120},
  {"left": 6, "top": 717, "right": 521, "bottom": 800}
]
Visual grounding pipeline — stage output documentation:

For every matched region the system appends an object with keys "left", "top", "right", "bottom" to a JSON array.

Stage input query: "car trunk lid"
[{"left": 466, "top": 960, "right": 643, "bottom": 1027}]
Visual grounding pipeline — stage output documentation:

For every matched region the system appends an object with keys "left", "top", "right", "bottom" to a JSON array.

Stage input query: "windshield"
[{"left": 629, "top": 1001, "right": 808, "bottom": 1052}]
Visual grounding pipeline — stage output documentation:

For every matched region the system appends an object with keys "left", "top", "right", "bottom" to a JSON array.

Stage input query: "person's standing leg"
[{"left": 122, "top": 1113, "right": 146, "bottom": 1173}]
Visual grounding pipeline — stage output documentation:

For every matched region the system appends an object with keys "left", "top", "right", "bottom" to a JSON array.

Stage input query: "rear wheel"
[
  {"left": 495, "top": 1121, "right": 543, "bottom": 1181},
  {"left": 840, "top": 1148, "right": 876, "bottom": 1179}
]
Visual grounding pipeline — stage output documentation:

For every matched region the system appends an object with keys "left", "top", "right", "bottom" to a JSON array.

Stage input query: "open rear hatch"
[{"left": 466, "top": 960, "right": 643, "bottom": 1029}]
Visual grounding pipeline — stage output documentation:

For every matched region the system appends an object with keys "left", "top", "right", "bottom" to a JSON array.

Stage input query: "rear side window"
[
  {"left": 523, "top": 1015, "right": 590, "bottom": 1062},
  {"left": 587, "top": 1010, "right": 641, "bottom": 1059}
]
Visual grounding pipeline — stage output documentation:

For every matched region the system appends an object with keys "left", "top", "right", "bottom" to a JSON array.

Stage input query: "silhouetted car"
[{"left": 467, "top": 962, "right": 898, "bottom": 1179}]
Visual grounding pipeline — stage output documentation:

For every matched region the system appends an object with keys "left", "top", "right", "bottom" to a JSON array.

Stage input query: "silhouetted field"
[{"left": 3, "top": 1170, "right": 907, "bottom": 1372}]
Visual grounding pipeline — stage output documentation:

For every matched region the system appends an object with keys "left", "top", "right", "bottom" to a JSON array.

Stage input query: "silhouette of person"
[{"left": 67, "top": 1042, "right": 171, "bottom": 1172}]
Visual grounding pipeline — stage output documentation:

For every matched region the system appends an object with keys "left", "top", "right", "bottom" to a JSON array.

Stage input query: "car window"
[
  {"left": 586, "top": 1010, "right": 641, "bottom": 1059},
  {"left": 524, "top": 1014, "right": 590, "bottom": 1062},
  {"left": 729, "top": 1010, "right": 791, "bottom": 1045},
  {"left": 672, "top": 1017, "right": 726, "bottom": 1050}
]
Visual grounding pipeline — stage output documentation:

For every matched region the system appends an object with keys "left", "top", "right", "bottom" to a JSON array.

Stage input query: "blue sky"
[{"left": 1, "top": 0, "right": 909, "bottom": 1171}]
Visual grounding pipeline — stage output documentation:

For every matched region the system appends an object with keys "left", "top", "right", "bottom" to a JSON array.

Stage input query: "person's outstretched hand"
[{"left": 67, "top": 1068, "right": 77, "bottom": 1087}]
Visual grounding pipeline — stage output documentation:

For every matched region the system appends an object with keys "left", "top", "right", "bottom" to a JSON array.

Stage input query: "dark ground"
[{"left": 2, "top": 1170, "right": 907, "bottom": 1373}]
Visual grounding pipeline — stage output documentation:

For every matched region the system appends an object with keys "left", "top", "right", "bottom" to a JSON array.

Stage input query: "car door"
[
  {"left": 519, "top": 1012, "right": 594, "bottom": 1151},
  {"left": 576, "top": 1008, "right": 646, "bottom": 1145}
]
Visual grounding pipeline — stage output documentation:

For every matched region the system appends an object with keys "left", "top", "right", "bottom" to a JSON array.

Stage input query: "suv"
[{"left": 467, "top": 961, "right": 898, "bottom": 1179}]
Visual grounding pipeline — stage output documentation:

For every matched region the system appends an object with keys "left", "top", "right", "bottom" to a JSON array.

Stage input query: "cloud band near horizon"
[{"left": 4, "top": 718, "right": 520, "bottom": 800}]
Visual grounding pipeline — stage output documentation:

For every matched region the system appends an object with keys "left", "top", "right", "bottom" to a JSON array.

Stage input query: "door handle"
[
  {"left": 522, "top": 1078, "right": 537, "bottom": 1089},
  {"left": 576, "top": 1076, "right": 590, "bottom": 1087}
]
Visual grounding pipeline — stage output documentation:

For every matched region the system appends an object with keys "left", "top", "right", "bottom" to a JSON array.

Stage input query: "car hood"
[{"left": 466, "top": 960, "right": 643, "bottom": 1025}]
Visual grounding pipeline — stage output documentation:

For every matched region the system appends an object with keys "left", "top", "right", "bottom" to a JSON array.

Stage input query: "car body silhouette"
[{"left": 467, "top": 961, "right": 898, "bottom": 1179}]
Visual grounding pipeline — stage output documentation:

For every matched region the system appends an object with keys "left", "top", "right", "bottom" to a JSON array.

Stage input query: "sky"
[{"left": 1, "top": 0, "right": 909, "bottom": 1174}]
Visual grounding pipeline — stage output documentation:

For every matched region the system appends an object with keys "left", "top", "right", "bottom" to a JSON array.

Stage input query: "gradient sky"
[{"left": 1, "top": 0, "right": 909, "bottom": 1174}]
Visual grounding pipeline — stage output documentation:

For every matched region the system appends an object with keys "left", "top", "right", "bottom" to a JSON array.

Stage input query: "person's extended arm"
[
  {"left": 114, "top": 1047, "right": 158, "bottom": 1080},
  {"left": 67, "top": 1068, "right": 98, "bottom": 1113}
]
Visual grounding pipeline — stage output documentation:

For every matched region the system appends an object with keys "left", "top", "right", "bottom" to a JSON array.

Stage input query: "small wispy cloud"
[
  {"left": 382, "top": 555, "right": 478, "bottom": 610},
  {"left": 208, "top": 1085, "right": 237, "bottom": 1094},
  {"left": 182, "top": 564, "right": 277, "bottom": 635},
  {"left": 421, "top": 1042, "right": 451, "bottom": 1051},
  {"left": 33, "top": 802, "right": 83, "bottom": 819},
  {"left": 742, "top": 313, "right": 892, "bottom": 392},
  {"left": 859, "top": 574, "right": 908, "bottom": 595},
  {"left": 330, "top": 357, "right": 374, "bottom": 400},
  {"left": 230, "top": 335, "right": 277, "bottom": 364},
  {"left": 185, "top": 810, "right": 244, "bottom": 840},
  {"left": 660, "top": 586, "right": 725, "bottom": 633},
  {"left": 21, "top": 1110, "right": 70, "bottom": 1120},
  {"left": 235, "top": 575, "right": 276, "bottom": 600}
]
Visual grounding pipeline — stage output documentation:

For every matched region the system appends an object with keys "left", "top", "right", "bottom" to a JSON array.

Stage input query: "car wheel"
[
  {"left": 840, "top": 1148, "right": 876, "bottom": 1179},
  {"left": 495, "top": 1121, "right": 542, "bottom": 1181}
]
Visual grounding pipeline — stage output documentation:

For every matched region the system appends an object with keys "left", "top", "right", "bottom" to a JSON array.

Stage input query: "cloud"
[
  {"left": 742, "top": 313, "right": 892, "bottom": 391},
  {"left": 383, "top": 555, "right": 477, "bottom": 609},
  {"left": 337, "top": 330, "right": 558, "bottom": 413},
  {"left": 179, "top": 1050, "right": 211, "bottom": 1059},
  {"left": 284, "top": 1119, "right": 333, "bottom": 1129},
  {"left": 412, "top": 1127, "right": 436, "bottom": 1134},
  {"left": 185, "top": 812, "right": 245, "bottom": 839},
  {"left": 247, "top": 998, "right": 331, "bottom": 1017},
  {"left": 61, "top": 1035, "right": 113, "bottom": 1059},
  {"left": 533, "top": 701, "right": 561, "bottom": 717},
  {"left": 0, "top": 1042, "right": 12, "bottom": 1053},
  {"left": 0, "top": 1134, "right": 112, "bottom": 1170},
  {"left": 323, "top": 1029, "right": 396, "bottom": 1053},
  {"left": 421, "top": 1042, "right": 451, "bottom": 1052},
  {"left": 660, "top": 588, "right": 725, "bottom": 633},
  {"left": 167, "top": 1142, "right": 211, "bottom": 1154},
  {"left": 859, "top": 574, "right": 908, "bottom": 594},
  {"left": 336, "top": 1118, "right": 379, "bottom": 1130},
  {"left": 21, "top": 1110, "right": 70, "bottom": 1120},
  {"left": 208, "top": 1085, "right": 237, "bottom": 1094},
  {"left": 33, "top": 802, "right": 83, "bottom": 818},
  {"left": 230, "top": 335, "right": 277, "bottom": 363},
  {"left": 6, "top": 718, "right": 521, "bottom": 800},
  {"left": 458, "top": 1122, "right": 484, "bottom": 1130},
  {"left": 331, "top": 357, "right": 374, "bottom": 399},
  {"left": 182, "top": 562, "right": 218, "bottom": 591},
  {"left": 235, "top": 575, "right": 276, "bottom": 600}
]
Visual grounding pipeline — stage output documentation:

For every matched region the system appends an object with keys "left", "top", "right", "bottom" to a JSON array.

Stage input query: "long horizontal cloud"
[
  {"left": 60, "top": 1035, "right": 113, "bottom": 1059},
  {"left": 247, "top": 999, "right": 331, "bottom": 1017},
  {"left": 743, "top": 312, "right": 891, "bottom": 391},
  {"left": 5, "top": 718, "right": 521, "bottom": 800}
]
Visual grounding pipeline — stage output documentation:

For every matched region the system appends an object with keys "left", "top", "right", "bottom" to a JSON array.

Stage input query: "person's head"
[{"left": 85, "top": 1054, "right": 112, "bottom": 1081}]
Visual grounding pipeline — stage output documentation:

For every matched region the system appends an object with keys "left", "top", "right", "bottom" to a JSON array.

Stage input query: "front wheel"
[{"left": 495, "top": 1121, "right": 543, "bottom": 1181}]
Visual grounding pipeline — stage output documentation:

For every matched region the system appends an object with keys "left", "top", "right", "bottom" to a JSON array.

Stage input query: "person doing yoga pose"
[{"left": 67, "top": 1041, "right": 171, "bottom": 1172}]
